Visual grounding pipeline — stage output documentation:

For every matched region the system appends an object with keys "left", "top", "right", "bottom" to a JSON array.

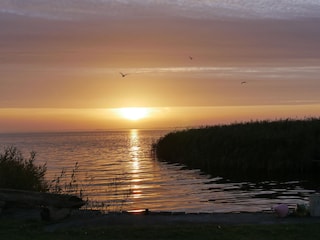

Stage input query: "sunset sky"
[{"left": 1, "top": 0, "right": 320, "bottom": 132}]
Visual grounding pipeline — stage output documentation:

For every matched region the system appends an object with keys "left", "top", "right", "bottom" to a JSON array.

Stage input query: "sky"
[{"left": 1, "top": 0, "right": 320, "bottom": 132}]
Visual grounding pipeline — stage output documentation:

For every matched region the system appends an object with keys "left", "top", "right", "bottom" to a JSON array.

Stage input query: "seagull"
[
  {"left": 241, "top": 81, "right": 247, "bottom": 84},
  {"left": 120, "top": 72, "right": 129, "bottom": 77}
]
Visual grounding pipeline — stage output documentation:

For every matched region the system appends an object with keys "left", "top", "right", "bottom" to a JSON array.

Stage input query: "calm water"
[{"left": 0, "top": 129, "right": 315, "bottom": 213}]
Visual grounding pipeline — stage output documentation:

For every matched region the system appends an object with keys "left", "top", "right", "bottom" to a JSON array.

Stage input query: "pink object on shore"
[{"left": 274, "top": 204, "right": 289, "bottom": 217}]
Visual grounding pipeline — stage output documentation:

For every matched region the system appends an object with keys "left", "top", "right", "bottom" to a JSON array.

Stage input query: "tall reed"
[{"left": 155, "top": 118, "right": 320, "bottom": 182}]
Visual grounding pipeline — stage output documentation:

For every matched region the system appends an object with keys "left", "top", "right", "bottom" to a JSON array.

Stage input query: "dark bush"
[{"left": 0, "top": 146, "right": 48, "bottom": 192}]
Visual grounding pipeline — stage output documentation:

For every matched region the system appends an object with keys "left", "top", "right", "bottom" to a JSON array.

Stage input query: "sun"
[{"left": 117, "top": 107, "right": 149, "bottom": 121}]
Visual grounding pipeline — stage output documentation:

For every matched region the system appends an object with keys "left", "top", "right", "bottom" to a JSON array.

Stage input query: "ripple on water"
[{"left": 0, "top": 130, "right": 316, "bottom": 213}]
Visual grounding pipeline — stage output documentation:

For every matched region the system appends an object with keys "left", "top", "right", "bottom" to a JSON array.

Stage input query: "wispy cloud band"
[{"left": 1, "top": 0, "right": 320, "bottom": 20}]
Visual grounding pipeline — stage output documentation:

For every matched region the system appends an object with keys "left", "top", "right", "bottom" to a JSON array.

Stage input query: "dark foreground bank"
[
  {"left": 1, "top": 210, "right": 320, "bottom": 240},
  {"left": 155, "top": 118, "right": 320, "bottom": 182},
  {"left": 45, "top": 211, "right": 320, "bottom": 232}
]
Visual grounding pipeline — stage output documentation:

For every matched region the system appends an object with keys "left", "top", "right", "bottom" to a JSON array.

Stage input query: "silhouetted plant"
[
  {"left": 85, "top": 175, "right": 132, "bottom": 213},
  {"left": 0, "top": 146, "right": 133, "bottom": 213},
  {"left": 0, "top": 146, "right": 48, "bottom": 192},
  {"left": 48, "top": 164, "right": 132, "bottom": 212},
  {"left": 0, "top": 147, "right": 86, "bottom": 197},
  {"left": 155, "top": 118, "right": 320, "bottom": 182},
  {"left": 48, "top": 162, "right": 88, "bottom": 200}
]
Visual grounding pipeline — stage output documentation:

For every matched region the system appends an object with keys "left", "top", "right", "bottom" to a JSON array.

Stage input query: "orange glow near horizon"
[{"left": 1, "top": 104, "right": 320, "bottom": 133}]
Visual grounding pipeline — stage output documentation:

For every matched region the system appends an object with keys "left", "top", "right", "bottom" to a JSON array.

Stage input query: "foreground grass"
[{"left": 1, "top": 220, "right": 320, "bottom": 240}]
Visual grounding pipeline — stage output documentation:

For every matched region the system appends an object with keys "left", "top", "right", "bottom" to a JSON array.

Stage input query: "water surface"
[{"left": 0, "top": 130, "right": 315, "bottom": 212}]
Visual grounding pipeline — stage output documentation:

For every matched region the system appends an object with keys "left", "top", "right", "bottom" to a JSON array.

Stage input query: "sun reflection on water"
[{"left": 129, "top": 129, "right": 142, "bottom": 199}]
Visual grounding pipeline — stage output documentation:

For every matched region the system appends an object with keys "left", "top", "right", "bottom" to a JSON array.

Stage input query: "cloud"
[{"left": 1, "top": 0, "right": 320, "bottom": 20}]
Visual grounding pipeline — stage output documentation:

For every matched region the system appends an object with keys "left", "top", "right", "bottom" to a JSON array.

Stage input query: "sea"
[{"left": 0, "top": 129, "right": 316, "bottom": 213}]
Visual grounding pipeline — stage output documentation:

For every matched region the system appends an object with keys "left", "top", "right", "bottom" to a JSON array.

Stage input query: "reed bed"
[{"left": 155, "top": 118, "right": 320, "bottom": 182}]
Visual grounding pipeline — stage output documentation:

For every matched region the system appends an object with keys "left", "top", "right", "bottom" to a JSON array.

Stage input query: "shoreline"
[
  {"left": 2, "top": 208, "right": 319, "bottom": 232},
  {"left": 47, "top": 211, "right": 320, "bottom": 232}
]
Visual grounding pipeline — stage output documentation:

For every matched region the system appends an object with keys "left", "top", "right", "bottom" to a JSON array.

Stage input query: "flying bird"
[
  {"left": 241, "top": 81, "right": 247, "bottom": 84},
  {"left": 120, "top": 72, "right": 129, "bottom": 77},
  {"left": 189, "top": 56, "right": 193, "bottom": 60}
]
